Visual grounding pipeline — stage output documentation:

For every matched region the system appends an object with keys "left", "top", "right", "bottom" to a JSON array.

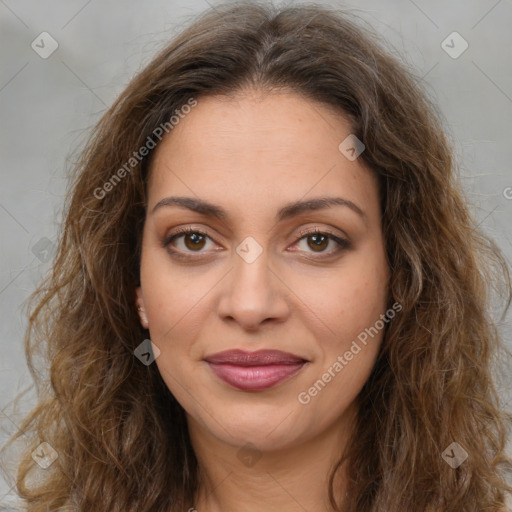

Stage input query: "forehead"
[{"left": 147, "top": 90, "right": 378, "bottom": 221}]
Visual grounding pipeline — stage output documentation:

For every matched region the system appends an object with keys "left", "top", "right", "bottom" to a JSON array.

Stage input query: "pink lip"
[{"left": 205, "top": 349, "right": 307, "bottom": 391}]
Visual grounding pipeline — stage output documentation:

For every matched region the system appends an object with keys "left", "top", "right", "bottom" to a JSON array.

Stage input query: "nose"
[{"left": 216, "top": 243, "right": 291, "bottom": 331}]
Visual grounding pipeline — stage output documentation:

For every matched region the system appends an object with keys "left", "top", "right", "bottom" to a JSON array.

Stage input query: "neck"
[{"left": 188, "top": 403, "right": 357, "bottom": 512}]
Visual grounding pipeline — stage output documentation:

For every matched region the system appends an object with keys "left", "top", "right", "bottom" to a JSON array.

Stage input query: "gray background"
[{"left": 1, "top": 0, "right": 512, "bottom": 507}]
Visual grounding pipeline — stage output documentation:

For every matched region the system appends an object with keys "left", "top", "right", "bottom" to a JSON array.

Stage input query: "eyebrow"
[{"left": 151, "top": 195, "right": 366, "bottom": 222}]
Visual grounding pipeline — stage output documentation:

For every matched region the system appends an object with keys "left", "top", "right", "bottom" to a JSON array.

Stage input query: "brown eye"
[
  {"left": 183, "top": 232, "right": 207, "bottom": 251},
  {"left": 307, "top": 233, "right": 329, "bottom": 252},
  {"left": 293, "top": 228, "right": 350, "bottom": 257},
  {"left": 163, "top": 228, "right": 215, "bottom": 257}
]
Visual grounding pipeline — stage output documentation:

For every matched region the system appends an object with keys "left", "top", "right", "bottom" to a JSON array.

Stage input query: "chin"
[{"left": 193, "top": 409, "right": 304, "bottom": 449}]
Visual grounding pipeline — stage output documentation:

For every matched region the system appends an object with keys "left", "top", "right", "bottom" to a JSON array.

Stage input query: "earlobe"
[{"left": 135, "top": 287, "right": 149, "bottom": 329}]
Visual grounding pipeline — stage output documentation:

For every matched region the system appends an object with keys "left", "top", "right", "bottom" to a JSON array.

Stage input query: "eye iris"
[
  {"left": 308, "top": 233, "right": 328, "bottom": 251},
  {"left": 184, "top": 232, "right": 206, "bottom": 251}
]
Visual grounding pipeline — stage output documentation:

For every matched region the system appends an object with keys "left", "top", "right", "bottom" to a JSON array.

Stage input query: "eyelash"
[{"left": 163, "top": 226, "right": 350, "bottom": 260}]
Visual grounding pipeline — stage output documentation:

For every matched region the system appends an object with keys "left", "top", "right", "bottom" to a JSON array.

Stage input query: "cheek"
[
  {"left": 295, "top": 265, "right": 388, "bottom": 422},
  {"left": 140, "top": 251, "right": 209, "bottom": 399},
  {"left": 289, "top": 252, "right": 389, "bottom": 344},
  {"left": 140, "top": 247, "right": 217, "bottom": 340}
]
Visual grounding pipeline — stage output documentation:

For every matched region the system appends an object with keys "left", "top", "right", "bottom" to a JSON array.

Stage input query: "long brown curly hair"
[{"left": 2, "top": 2, "right": 511, "bottom": 511}]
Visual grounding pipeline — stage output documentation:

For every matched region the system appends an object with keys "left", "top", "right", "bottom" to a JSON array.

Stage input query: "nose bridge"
[
  {"left": 217, "top": 236, "right": 288, "bottom": 328},
  {"left": 234, "top": 238, "right": 270, "bottom": 292}
]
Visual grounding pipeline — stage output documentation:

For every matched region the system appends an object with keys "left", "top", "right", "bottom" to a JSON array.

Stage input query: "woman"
[{"left": 3, "top": 2, "right": 511, "bottom": 511}]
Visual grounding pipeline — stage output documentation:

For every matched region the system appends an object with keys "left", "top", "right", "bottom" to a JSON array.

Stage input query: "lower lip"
[{"left": 207, "top": 362, "right": 306, "bottom": 391}]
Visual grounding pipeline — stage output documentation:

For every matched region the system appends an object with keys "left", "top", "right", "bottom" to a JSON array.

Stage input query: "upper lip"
[{"left": 204, "top": 349, "right": 307, "bottom": 366}]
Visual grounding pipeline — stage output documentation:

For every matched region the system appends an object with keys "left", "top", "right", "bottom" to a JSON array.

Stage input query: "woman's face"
[{"left": 136, "top": 90, "right": 390, "bottom": 452}]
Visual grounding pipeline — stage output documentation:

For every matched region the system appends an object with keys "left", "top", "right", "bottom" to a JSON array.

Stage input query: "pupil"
[
  {"left": 309, "top": 234, "right": 327, "bottom": 251},
  {"left": 186, "top": 233, "right": 205, "bottom": 250}
]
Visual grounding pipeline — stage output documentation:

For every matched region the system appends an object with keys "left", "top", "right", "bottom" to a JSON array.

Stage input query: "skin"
[{"left": 135, "top": 89, "right": 390, "bottom": 511}]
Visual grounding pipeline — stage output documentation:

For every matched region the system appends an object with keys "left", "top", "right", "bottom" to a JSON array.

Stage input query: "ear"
[{"left": 135, "top": 287, "right": 149, "bottom": 329}]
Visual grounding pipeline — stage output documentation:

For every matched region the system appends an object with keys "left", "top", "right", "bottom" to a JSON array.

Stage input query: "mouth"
[{"left": 204, "top": 349, "right": 308, "bottom": 391}]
